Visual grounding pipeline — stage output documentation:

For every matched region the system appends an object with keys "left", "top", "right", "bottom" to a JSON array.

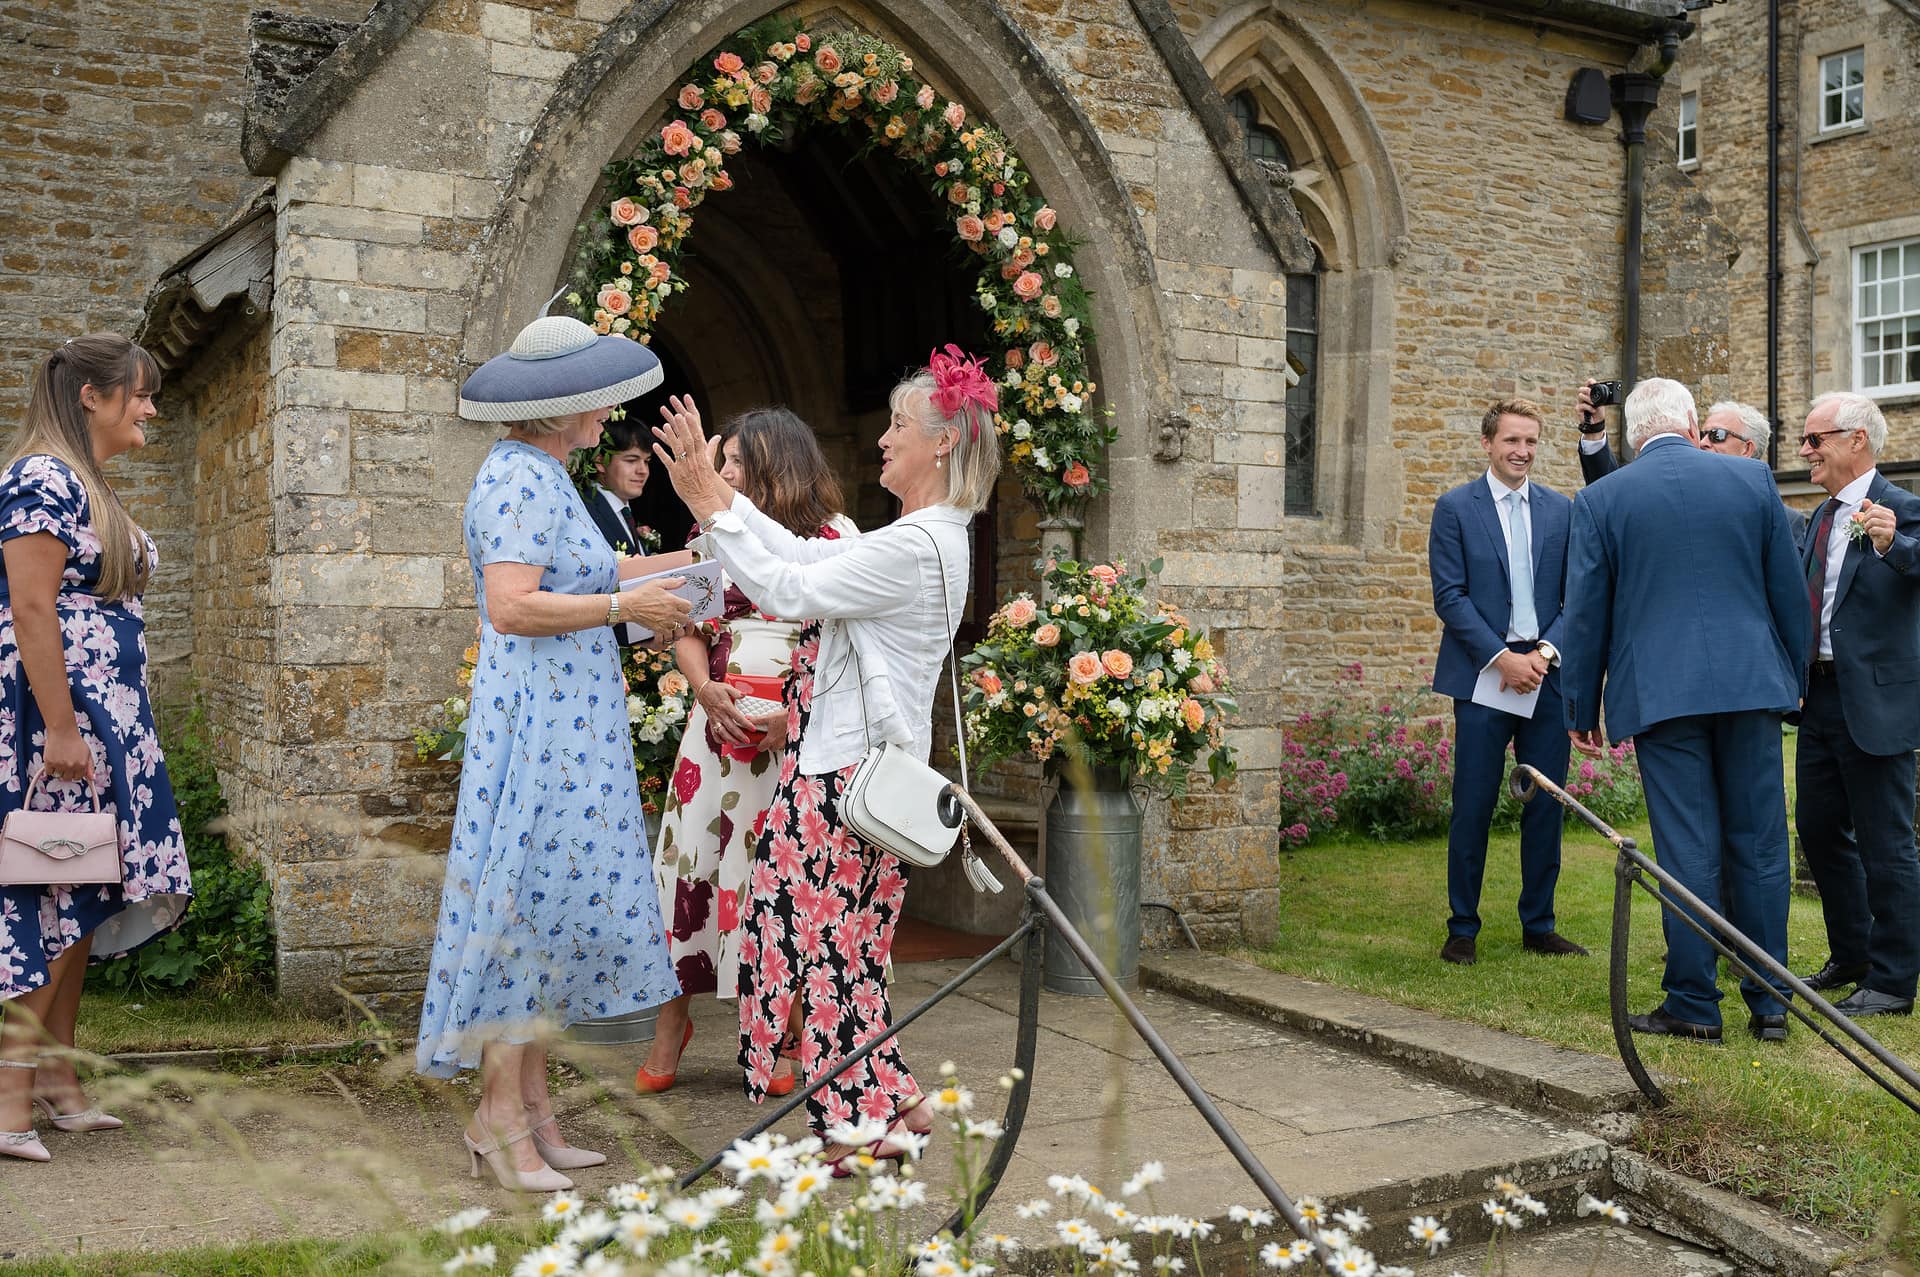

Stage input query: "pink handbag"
[{"left": 0, "top": 771, "right": 121, "bottom": 887}]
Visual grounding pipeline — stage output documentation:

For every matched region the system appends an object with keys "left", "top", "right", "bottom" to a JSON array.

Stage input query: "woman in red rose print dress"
[
  {"left": 639, "top": 409, "right": 855, "bottom": 1094},
  {"left": 652, "top": 347, "right": 1001, "bottom": 1171}
]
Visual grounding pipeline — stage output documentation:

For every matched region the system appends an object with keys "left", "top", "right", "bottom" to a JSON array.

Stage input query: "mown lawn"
[
  {"left": 73, "top": 986, "right": 356, "bottom": 1057},
  {"left": 1244, "top": 815, "right": 1920, "bottom": 1259}
]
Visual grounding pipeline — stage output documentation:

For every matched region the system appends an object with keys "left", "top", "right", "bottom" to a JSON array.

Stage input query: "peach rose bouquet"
[{"left": 960, "top": 558, "right": 1237, "bottom": 793}]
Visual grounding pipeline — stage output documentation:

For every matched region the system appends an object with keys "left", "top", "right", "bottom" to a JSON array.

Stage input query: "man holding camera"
[{"left": 1428, "top": 399, "right": 1586, "bottom": 966}]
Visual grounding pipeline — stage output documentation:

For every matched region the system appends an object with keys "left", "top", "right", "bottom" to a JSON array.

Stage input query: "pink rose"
[
  {"left": 1063, "top": 462, "right": 1091, "bottom": 490},
  {"left": 1013, "top": 248, "right": 1035, "bottom": 269},
  {"left": 672, "top": 184, "right": 693, "bottom": 208},
  {"left": 1181, "top": 699, "right": 1206, "bottom": 731},
  {"left": 1088, "top": 564, "right": 1119, "bottom": 586},
  {"left": 677, "top": 84, "right": 704, "bottom": 111},
  {"left": 795, "top": 79, "right": 822, "bottom": 105},
  {"left": 755, "top": 61, "right": 778, "bottom": 84},
  {"left": 1034, "top": 624, "right": 1061, "bottom": 648},
  {"left": 713, "top": 52, "right": 745, "bottom": 76},
  {"left": 956, "top": 214, "right": 984, "bottom": 242},
  {"left": 916, "top": 84, "right": 936, "bottom": 110},
  {"left": 974, "top": 671, "right": 1003, "bottom": 696},
  {"left": 1005, "top": 597, "right": 1037, "bottom": 626},
  {"left": 1029, "top": 340, "right": 1058, "bottom": 367},
  {"left": 948, "top": 181, "right": 970, "bottom": 206},
  {"left": 1034, "top": 206, "right": 1058, "bottom": 232},
  {"left": 609, "top": 197, "right": 643, "bottom": 226},
  {"left": 661, "top": 120, "right": 697, "bottom": 156},
  {"left": 709, "top": 170, "right": 732, "bottom": 191},
  {"left": 1012, "top": 271, "right": 1044, "bottom": 300},
  {"left": 1101, "top": 649, "right": 1133, "bottom": 679},
  {"left": 648, "top": 259, "right": 671, "bottom": 287},
  {"left": 795, "top": 32, "right": 811, "bottom": 52},
  {"left": 597, "top": 285, "right": 631, "bottom": 316},
  {"left": 984, "top": 210, "right": 1008, "bottom": 233},
  {"left": 873, "top": 80, "right": 898, "bottom": 105},
  {"left": 815, "top": 46, "right": 842, "bottom": 74},
  {"left": 750, "top": 85, "right": 773, "bottom": 114},
  {"left": 1040, "top": 294, "right": 1062, "bottom": 318},
  {"left": 943, "top": 101, "right": 966, "bottom": 129},
  {"left": 627, "top": 224, "right": 659, "bottom": 253},
  {"left": 1190, "top": 672, "right": 1216, "bottom": 693},
  {"left": 1004, "top": 347, "right": 1025, "bottom": 369},
  {"left": 1067, "top": 652, "right": 1102, "bottom": 685},
  {"left": 1000, "top": 262, "right": 1022, "bottom": 281},
  {"left": 699, "top": 107, "right": 727, "bottom": 131}
]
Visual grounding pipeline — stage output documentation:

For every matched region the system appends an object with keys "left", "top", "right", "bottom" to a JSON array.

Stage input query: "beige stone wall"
[{"left": 1668, "top": 0, "right": 1920, "bottom": 483}]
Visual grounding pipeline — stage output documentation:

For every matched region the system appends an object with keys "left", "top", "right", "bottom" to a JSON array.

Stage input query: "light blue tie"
[{"left": 1507, "top": 490, "right": 1538, "bottom": 641}]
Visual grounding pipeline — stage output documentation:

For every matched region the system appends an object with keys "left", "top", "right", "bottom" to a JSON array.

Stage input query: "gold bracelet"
[{"left": 606, "top": 593, "right": 620, "bottom": 627}]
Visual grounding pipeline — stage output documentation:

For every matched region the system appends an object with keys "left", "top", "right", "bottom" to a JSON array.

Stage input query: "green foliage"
[{"left": 86, "top": 701, "right": 275, "bottom": 996}]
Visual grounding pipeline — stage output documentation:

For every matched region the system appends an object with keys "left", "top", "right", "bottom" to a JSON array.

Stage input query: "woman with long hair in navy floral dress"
[{"left": 650, "top": 348, "right": 1001, "bottom": 1170}]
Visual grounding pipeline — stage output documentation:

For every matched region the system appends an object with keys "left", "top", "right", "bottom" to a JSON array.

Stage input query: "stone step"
[{"left": 1407, "top": 1219, "right": 1736, "bottom": 1276}]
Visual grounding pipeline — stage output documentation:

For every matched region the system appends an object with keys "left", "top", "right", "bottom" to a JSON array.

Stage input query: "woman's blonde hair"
[
  {"left": 10, "top": 334, "right": 159, "bottom": 601},
  {"left": 503, "top": 414, "right": 574, "bottom": 438},
  {"left": 889, "top": 372, "right": 1001, "bottom": 513}
]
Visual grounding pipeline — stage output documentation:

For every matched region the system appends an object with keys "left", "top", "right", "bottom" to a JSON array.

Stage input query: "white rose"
[
  {"left": 997, "top": 226, "right": 1019, "bottom": 249},
  {"left": 1060, "top": 392, "right": 1083, "bottom": 414},
  {"left": 978, "top": 292, "right": 997, "bottom": 311},
  {"left": 1063, "top": 317, "right": 1080, "bottom": 336},
  {"left": 746, "top": 113, "right": 770, "bottom": 133},
  {"left": 1031, "top": 446, "right": 1052, "bottom": 470},
  {"left": 1137, "top": 698, "right": 1162, "bottom": 723},
  {"left": 965, "top": 199, "right": 982, "bottom": 215},
  {"left": 1011, "top": 419, "right": 1032, "bottom": 441},
  {"left": 626, "top": 696, "right": 645, "bottom": 722},
  {"left": 987, "top": 691, "right": 1009, "bottom": 709},
  {"left": 1005, "top": 368, "right": 1022, "bottom": 387},
  {"left": 662, "top": 696, "right": 685, "bottom": 716},
  {"left": 1054, "top": 263, "right": 1073, "bottom": 278},
  {"left": 1106, "top": 697, "right": 1130, "bottom": 717}
]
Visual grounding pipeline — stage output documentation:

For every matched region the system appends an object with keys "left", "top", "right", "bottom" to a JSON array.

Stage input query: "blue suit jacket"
[
  {"left": 1562, "top": 435, "right": 1810, "bottom": 741},
  {"left": 1805, "top": 472, "right": 1920, "bottom": 756},
  {"left": 1584, "top": 437, "right": 1808, "bottom": 539},
  {"left": 1429, "top": 475, "right": 1571, "bottom": 701}
]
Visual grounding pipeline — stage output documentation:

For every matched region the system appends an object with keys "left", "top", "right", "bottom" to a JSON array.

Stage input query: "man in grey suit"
[{"left": 1794, "top": 392, "right": 1920, "bottom": 1018}]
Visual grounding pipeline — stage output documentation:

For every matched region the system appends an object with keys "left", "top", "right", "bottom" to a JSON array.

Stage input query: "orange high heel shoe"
[
  {"left": 634, "top": 1017, "right": 694, "bottom": 1094},
  {"left": 766, "top": 1032, "right": 801, "bottom": 1097}
]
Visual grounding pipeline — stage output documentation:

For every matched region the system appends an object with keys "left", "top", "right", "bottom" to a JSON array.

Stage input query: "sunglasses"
[
  {"left": 1700, "top": 427, "right": 1751, "bottom": 446},
  {"left": 1799, "top": 428, "right": 1854, "bottom": 450}
]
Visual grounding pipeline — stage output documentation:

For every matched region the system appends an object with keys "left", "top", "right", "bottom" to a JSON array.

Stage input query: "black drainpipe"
[
  {"left": 1610, "top": 30, "right": 1682, "bottom": 403},
  {"left": 1766, "top": 0, "right": 1783, "bottom": 467}
]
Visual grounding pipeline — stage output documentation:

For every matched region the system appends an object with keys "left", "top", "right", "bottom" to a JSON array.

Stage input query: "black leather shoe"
[
  {"left": 1523, "top": 931, "right": 1590, "bottom": 957},
  {"left": 1627, "top": 1007, "right": 1722, "bottom": 1041},
  {"left": 1833, "top": 988, "right": 1915, "bottom": 1018},
  {"left": 1747, "top": 1014, "right": 1788, "bottom": 1042},
  {"left": 1440, "top": 935, "right": 1477, "bottom": 965},
  {"left": 1801, "top": 959, "right": 1869, "bottom": 992}
]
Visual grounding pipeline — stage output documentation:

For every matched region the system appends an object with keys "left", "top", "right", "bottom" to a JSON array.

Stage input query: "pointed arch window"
[{"left": 1230, "top": 92, "right": 1292, "bottom": 168}]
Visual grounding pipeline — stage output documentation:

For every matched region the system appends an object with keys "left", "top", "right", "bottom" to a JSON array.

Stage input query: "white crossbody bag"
[{"left": 837, "top": 526, "right": 1002, "bottom": 894}]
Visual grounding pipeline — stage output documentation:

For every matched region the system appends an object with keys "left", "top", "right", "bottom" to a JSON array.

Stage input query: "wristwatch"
[
  {"left": 1576, "top": 419, "right": 1606, "bottom": 436},
  {"left": 1536, "top": 641, "right": 1560, "bottom": 667}
]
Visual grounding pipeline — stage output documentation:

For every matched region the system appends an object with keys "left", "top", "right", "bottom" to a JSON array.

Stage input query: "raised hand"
[{"left": 651, "top": 394, "right": 733, "bottom": 520}]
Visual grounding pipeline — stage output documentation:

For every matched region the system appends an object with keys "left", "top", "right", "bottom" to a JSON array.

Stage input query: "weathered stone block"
[
  {"left": 353, "top": 163, "right": 455, "bottom": 219},
  {"left": 272, "top": 405, "right": 351, "bottom": 495},
  {"left": 272, "top": 855, "right": 444, "bottom": 951},
  {"left": 1222, "top": 366, "right": 1291, "bottom": 402},
  {"left": 478, "top": 2, "right": 532, "bottom": 44},
  {"left": 488, "top": 41, "right": 574, "bottom": 80},
  {"left": 281, "top": 280, "right": 429, "bottom": 335},
  {"left": 277, "top": 156, "right": 354, "bottom": 209},
  {"left": 308, "top": 29, "right": 489, "bottom": 176},
  {"left": 282, "top": 235, "right": 357, "bottom": 283},
  {"left": 358, "top": 245, "right": 471, "bottom": 290},
  {"left": 1237, "top": 463, "right": 1285, "bottom": 530},
  {"left": 406, "top": 375, "right": 458, "bottom": 414},
  {"left": 277, "top": 367, "right": 407, "bottom": 413},
  {"left": 275, "top": 947, "right": 346, "bottom": 1014},
  {"left": 270, "top": 322, "right": 337, "bottom": 377},
  {"left": 276, "top": 552, "right": 445, "bottom": 609},
  {"left": 282, "top": 203, "right": 425, "bottom": 247}
]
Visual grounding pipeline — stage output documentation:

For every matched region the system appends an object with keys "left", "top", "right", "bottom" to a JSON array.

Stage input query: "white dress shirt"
[
  {"left": 1816, "top": 468, "right": 1879, "bottom": 660},
  {"left": 693, "top": 494, "right": 972, "bottom": 775},
  {"left": 1485, "top": 470, "right": 1536, "bottom": 644}
]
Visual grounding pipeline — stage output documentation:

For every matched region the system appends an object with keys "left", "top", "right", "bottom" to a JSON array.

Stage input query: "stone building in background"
[{"left": 2, "top": 0, "right": 1754, "bottom": 1012}]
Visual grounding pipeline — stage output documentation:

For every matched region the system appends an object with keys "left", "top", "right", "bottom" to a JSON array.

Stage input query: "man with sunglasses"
[
  {"left": 1793, "top": 392, "right": 1920, "bottom": 1019},
  {"left": 1563, "top": 378, "right": 1808, "bottom": 1043}
]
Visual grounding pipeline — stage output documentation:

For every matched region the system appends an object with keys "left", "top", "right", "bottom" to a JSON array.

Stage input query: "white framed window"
[
  {"left": 1677, "top": 92, "right": 1698, "bottom": 167},
  {"left": 1855, "top": 239, "right": 1920, "bottom": 396},
  {"left": 1820, "top": 48, "right": 1864, "bottom": 131}
]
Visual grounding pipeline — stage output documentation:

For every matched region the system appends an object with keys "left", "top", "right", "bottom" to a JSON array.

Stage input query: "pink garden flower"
[{"left": 1067, "top": 652, "right": 1102, "bottom": 685}]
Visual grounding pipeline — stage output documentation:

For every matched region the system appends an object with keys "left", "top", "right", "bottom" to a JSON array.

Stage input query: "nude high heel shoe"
[
  {"left": 463, "top": 1124, "right": 573, "bottom": 1193},
  {"left": 526, "top": 1105, "right": 607, "bottom": 1170},
  {"left": 32, "top": 1094, "right": 124, "bottom": 1132},
  {"left": 0, "top": 1061, "right": 50, "bottom": 1163}
]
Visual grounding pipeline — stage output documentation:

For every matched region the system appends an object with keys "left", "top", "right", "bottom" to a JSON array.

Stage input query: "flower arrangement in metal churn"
[{"left": 960, "top": 558, "right": 1238, "bottom": 793}]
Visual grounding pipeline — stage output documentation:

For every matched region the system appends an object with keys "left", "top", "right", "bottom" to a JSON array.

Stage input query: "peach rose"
[
  {"left": 755, "top": 61, "right": 778, "bottom": 84},
  {"left": 1041, "top": 295, "right": 1063, "bottom": 318},
  {"left": 1034, "top": 205, "right": 1058, "bottom": 232},
  {"left": 713, "top": 51, "right": 745, "bottom": 76},
  {"left": 983, "top": 209, "right": 1007, "bottom": 233},
  {"left": 699, "top": 107, "right": 727, "bottom": 131},
  {"left": 1012, "top": 271, "right": 1044, "bottom": 301},
  {"left": 648, "top": 259, "right": 671, "bottom": 287},
  {"left": 719, "top": 129, "right": 742, "bottom": 154},
  {"left": 916, "top": 84, "right": 936, "bottom": 110},
  {"left": 956, "top": 214, "right": 985, "bottom": 242},
  {"left": 1034, "top": 623, "right": 1062, "bottom": 648},
  {"left": 1000, "top": 262, "right": 1022, "bottom": 281},
  {"left": 795, "top": 32, "right": 811, "bottom": 51},
  {"left": 795, "top": 79, "right": 822, "bottom": 105},
  {"left": 750, "top": 85, "right": 774, "bottom": 114},
  {"left": 948, "top": 181, "right": 970, "bottom": 206},
  {"left": 1012, "top": 248, "right": 1035, "bottom": 269},
  {"left": 1190, "top": 672, "right": 1216, "bottom": 694},
  {"left": 1101, "top": 649, "right": 1134, "bottom": 679},
  {"left": 815, "top": 45, "right": 842, "bottom": 74},
  {"left": 1180, "top": 698, "right": 1206, "bottom": 731},
  {"left": 1067, "top": 651, "right": 1102, "bottom": 685},
  {"left": 609, "top": 197, "right": 643, "bottom": 226},
  {"left": 1005, "top": 597, "right": 1038, "bottom": 626},
  {"left": 668, "top": 185, "right": 689, "bottom": 208},
  {"left": 597, "top": 285, "right": 632, "bottom": 316},
  {"left": 677, "top": 84, "right": 704, "bottom": 111},
  {"left": 873, "top": 79, "right": 899, "bottom": 105},
  {"left": 1088, "top": 564, "right": 1119, "bottom": 586},
  {"left": 943, "top": 101, "right": 966, "bottom": 129},
  {"left": 709, "top": 170, "right": 733, "bottom": 192},
  {"left": 974, "top": 670, "right": 1003, "bottom": 696},
  {"left": 627, "top": 224, "right": 659, "bottom": 253},
  {"left": 1029, "top": 340, "right": 1058, "bottom": 367},
  {"left": 661, "top": 120, "right": 697, "bottom": 156},
  {"left": 1004, "top": 347, "right": 1025, "bottom": 370},
  {"left": 1063, "top": 462, "right": 1091, "bottom": 490}
]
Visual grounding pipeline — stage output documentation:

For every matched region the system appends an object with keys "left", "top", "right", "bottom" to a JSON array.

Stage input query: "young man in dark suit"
[
  {"left": 1428, "top": 399, "right": 1586, "bottom": 966},
  {"left": 583, "top": 420, "right": 655, "bottom": 647},
  {"left": 1562, "top": 378, "right": 1810, "bottom": 1042},
  {"left": 1793, "top": 392, "right": 1920, "bottom": 1018}
]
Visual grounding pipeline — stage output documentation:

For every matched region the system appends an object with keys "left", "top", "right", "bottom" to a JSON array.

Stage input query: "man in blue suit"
[
  {"left": 1792, "top": 392, "right": 1920, "bottom": 1018},
  {"left": 1562, "top": 378, "right": 1810, "bottom": 1042},
  {"left": 1429, "top": 399, "right": 1586, "bottom": 965}
]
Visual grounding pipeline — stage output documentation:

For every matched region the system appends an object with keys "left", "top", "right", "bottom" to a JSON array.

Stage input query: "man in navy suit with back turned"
[
  {"left": 1429, "top": 399, "right": 1587, "bottom": 966},
  {"left": 1562, "top": 378, "right": 1809, "bottom": 1042},
  {"left": 1793, "top": 391, "right": 1920, "bottom": 1018}
]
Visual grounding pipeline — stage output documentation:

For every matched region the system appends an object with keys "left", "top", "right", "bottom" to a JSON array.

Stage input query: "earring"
[{"left": 936, "top": 454, "right": 945, "bottom": 469}]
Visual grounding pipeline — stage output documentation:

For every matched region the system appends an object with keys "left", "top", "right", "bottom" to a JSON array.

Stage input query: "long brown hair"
[
  {"left": 720, "top": 408, "right": 843, "bottom": 536},
  {"left": 10, "top": 334, "right": 160, "bottom": 600}
]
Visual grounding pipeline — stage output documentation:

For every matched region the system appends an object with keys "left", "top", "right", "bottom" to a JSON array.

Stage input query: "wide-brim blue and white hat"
[{"left": 458, "top": 315, "right": 663, "bottom": 421}]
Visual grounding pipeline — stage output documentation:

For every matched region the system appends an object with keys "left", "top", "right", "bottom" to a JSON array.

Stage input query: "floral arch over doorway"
[{"left": 566, "top": 13, "right": 1111, "bottom": 515}]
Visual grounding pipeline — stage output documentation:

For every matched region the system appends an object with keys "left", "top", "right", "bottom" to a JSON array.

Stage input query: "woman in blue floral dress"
[
  {"left": 415, "top": 315, "right": 689, "bottom": 1193},
  {"left": 0, "top": 334, "right": 191, "bottom": 1164}
]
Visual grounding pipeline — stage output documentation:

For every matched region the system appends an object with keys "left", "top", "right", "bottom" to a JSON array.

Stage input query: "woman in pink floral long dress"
[
  {"left": 639, "top": 409, "right": 853, "bottom": 1094},
  {"left": 650, "top": 348, "right": 1001, "bottom": 1170}
]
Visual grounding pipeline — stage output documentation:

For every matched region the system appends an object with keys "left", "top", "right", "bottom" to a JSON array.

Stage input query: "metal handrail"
[
  {"left": 1509, "top": 763, "right": 1920, "bottom": 1117},
  {"left": 657, "top": 785, "right": 1335, "bottom": 1267}
]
